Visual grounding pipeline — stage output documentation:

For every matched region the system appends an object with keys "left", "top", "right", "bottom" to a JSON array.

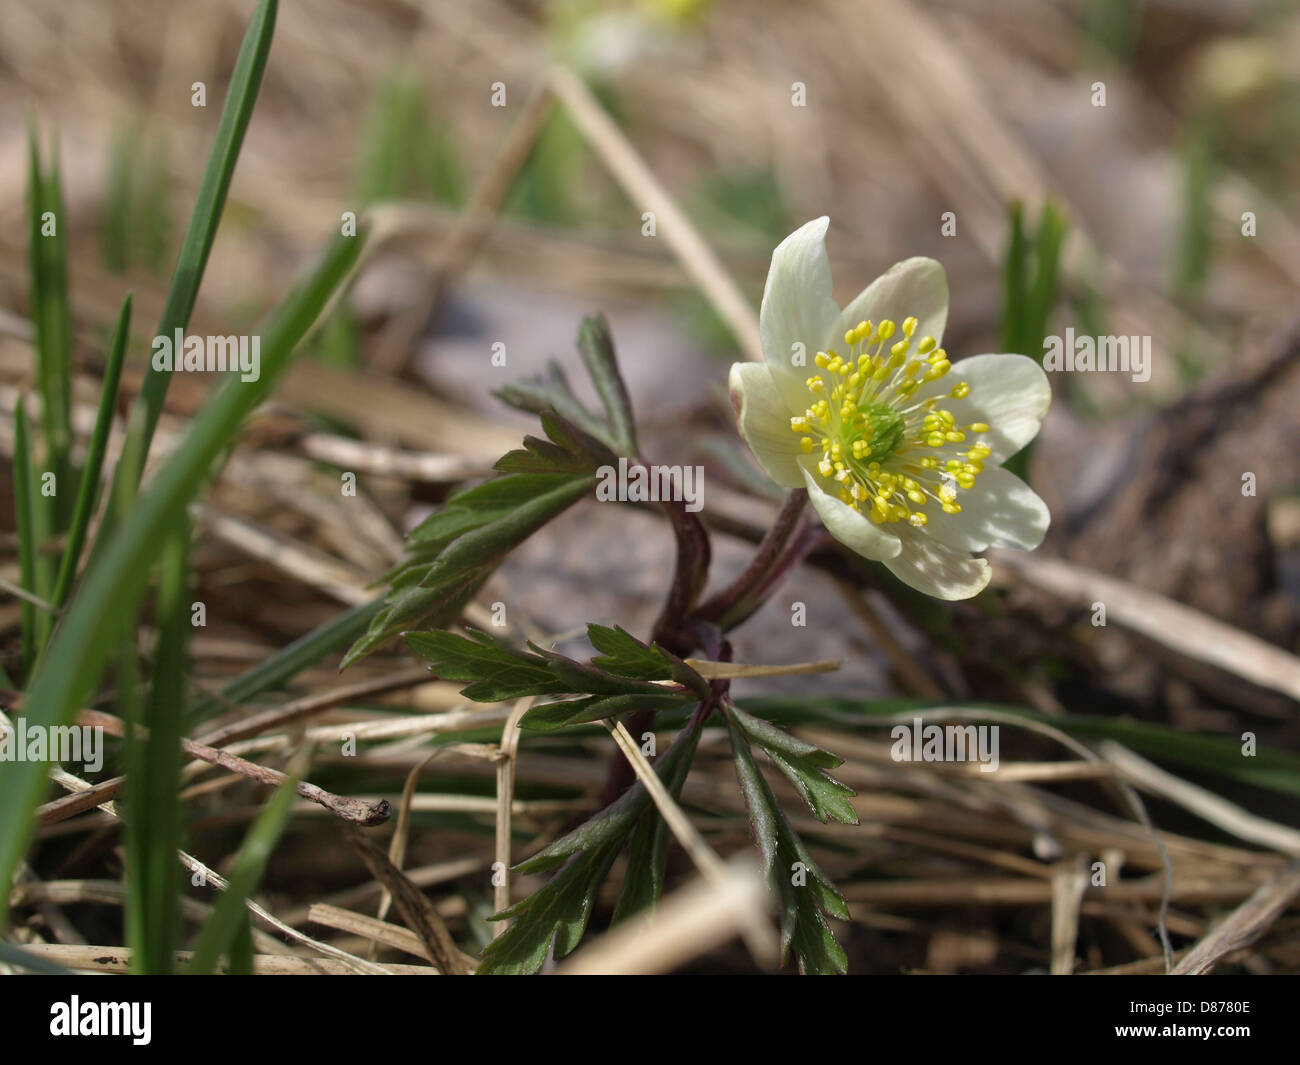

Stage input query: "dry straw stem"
[
  {"left": 601, "top": 719, "right": 777, "bottom": 969},
  {"left": 1171, "top": 862, "right": 1300, "bottom": 976},
  {"left": 546, "top": 64, "right": 763, "bottom": 363},
  {"left": 78, "top": 709, "right": 391, "bottom": 826},
  {"left": 1, "top": 708, "right": 388, "bottom": 975},
  {"left": 994, "top": 551, "right": 1300, "bottom": 703},
  {"left": 556, "top": 858, "right": 769, "bottom": 975},
  {"left": 347, "top": 827, "right": 469, "bottom": 975},
  {"left": 1099, "top": 742, "right": 1300, "bottom": 858},
  {"left": 494, "top": 696, "right": 535, "bottom": 931},
  {"left": 14, "top": 943, "right": 436, "bottom": 976},
  {"left": 683, "top": 657, "right": 841, "bottom": 680}
]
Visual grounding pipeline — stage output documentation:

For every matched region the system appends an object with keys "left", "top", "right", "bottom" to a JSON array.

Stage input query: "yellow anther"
[
  {"left": 944, "top": 430, "right": 965, "bottom": 443},
  {"left": 908, "top": 512, "right": 928, "bottom": 527},
  {"left": 968, "top": 444, "right": 991, "bottom": 459},
  {"left": 890, "top": 339, "right": 910, "bottom": 359},
  {"left": 950, "top": 381, "right": 970, "bottom": 399},
  {"left": 790, "top": 416, "right": 810, "bottom": 432},
  {"left": 800, "top": 436, "right": 814, "bottom": 453},
  {"left": 902, "top": 316, "right": 918, "bottom": 337},
  {"left": 818, "top": 458, "right": 834, "bottom": 478},
  {"left": 917, "top": 336, "right": 937, "bottom": 355},
  {"left": 970, "top": 422, "right": 989, "bottom": 433},
  {"left": 877, "top": 319, "right": 896, "bottom": 340},
  {"left": 814, "top": 352, "right": 829, "bottom": 368},
  {"left": 806, "top": 375, "right": 825, "bottom": 393}
]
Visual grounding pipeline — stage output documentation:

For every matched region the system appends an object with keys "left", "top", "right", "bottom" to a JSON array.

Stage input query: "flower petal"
[
  {"left": 922, "top": 466, "right": 1050, "bottom": 553},
  {"left": 941, "top": 354, "right": 1051, "bottom": 464},
  {"left": 835, "top": 257, "right": 948, "bottom": 351},
  {"left": 728, "top": 362, "right": 805, "bottom": 489},
  {"left": 759, "top": 218, "right": 842, "bottom": 397},
  {"left": 801, "top": 463, "right": 901, "bottom": 561},
  {"left": 884, "top": 529, "right": 991, "bottom": 600}
]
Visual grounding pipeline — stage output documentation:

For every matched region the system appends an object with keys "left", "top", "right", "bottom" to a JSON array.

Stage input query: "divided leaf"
[
  {"left": 729, "top": 705, "right": 858, "bottom": 825},
  {"left": 343, "top": 412, "right": 606, "bottom": 669},
  {"left": 477, "top": 723, "right": 702, "bottom": 974},
  {"left": 403, "top": 625, "right": 707, "bottom": 731},
  {"left": 727, "top": 712, "right": 850, "bottom": 975}
]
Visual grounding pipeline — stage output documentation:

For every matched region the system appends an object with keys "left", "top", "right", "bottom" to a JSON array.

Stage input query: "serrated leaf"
[
  {"left": 514, "top": 722, "right": 702, "bottom": 876},
  {"left": 729, "top": 705, "right": 858, "bottom": 825},
  {"left": 477, "top": 842, "right": 622, "bottom": 975},
  {"left": 520, "top": 691, "right": 690, "bottom": 732},
  {"left": 494, "top": 411, "right": 617, "bottom": 477},
  {"left": 611, "top": 725, "right": 698, "bottom": 923},
  {"left": 478, "top": 721, "right": 702, "bottom": 974},
  {"left": 344, "top": 471, "right": 592, "bottom": 668},
  {"left": 493, "top": 358, "right": 616, "bottom": 450},
  {"left": 405, "top": 630, "right": 571, "bottom": 701},
  {"left": 727, "top": 712, "right": 849, "bottom": 975},
  {"left": 588, "top": 624, "right": 711, "bottom": 698},
  {"left": 404, "top": 626, "right": 700, "bottom": 728},
  {"left": 576, "top": 314, "right": 637, "bottom": 453}
]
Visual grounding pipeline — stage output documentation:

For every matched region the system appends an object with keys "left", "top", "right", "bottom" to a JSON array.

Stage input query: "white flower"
[{"left": 729, "top": 217, "right": 1051, "bottom": 600}]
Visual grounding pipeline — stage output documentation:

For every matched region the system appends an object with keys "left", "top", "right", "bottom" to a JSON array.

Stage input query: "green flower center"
[{"left": 788, "top": 315, "right": 993, "bottom": 527}]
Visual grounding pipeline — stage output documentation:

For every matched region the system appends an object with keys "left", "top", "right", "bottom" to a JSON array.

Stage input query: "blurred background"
[{"left": 2, "top": 0, "right": 1299, "bottom": 974}]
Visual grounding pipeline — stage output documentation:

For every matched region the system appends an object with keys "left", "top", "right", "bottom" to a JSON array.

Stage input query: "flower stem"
[{"left": 695, "top": 488, "right": 808, "bottom": 629}]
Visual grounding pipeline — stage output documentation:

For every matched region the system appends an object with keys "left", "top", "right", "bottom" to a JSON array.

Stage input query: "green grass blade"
[
  {"left": 113, "top": 0, "right": 278, "bottom": 492},
  {"left": 50, "top": 295, "right": 131, "bottom": 610},
  {"left": 186, "top": 596, "right": 381, "bottom": 725},
  {"left": 998, "top": 200, "right": 1026, "bottom": 356},
  {"left": 0, "top": 226, "right": 366, "bottom": 927},
  {"left": 186, "top": 772, "right": 298, "bottom": 974},
  {"left": 27, "top": 130, "right": 74, "bottom": 520},
  {"left": 12, "top": 398, "right": 40, "bottom": 676},
  {"left": 125, "top": 520, "right": 190, "bottom": 974}
]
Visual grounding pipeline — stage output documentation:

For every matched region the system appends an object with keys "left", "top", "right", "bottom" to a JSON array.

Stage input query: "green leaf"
[
  {"left": 346, "top": 460, "right": 597, "bottom": 669},
  {"left": 493, "top": 359, "right": 615, "bottom": 450},
  {"left": 404, "top": 627, "right": 698, "bottom": 730},
  {"left": 477, "top": 721, "right": 702, "bottom": 974},
  {"left": 187, "top": 598, "right": 380, "bottom": 725},
  {"left": 576, "top": 314, "right": 637, "bottom": 453},
  {"left": 111, "top": 0, "right": 279, "bottom": 495},
  {"left": 0, "top": 227, "right": 366, "bottom": 926},
  {"left": 27, "top": 129, "right": 74, "bottom": 520},
  {"left": 494, "top": 411, "right": 616, "bottom": 477},
  {"left": 515, "top": 723, "right": 701, "bottom": 876},
  {"left": 611, "top": 724, "right": 698, "bottom": 922},
  {"left": 11, "top": 399, "right": 42, "bottom": 676},
  {"left": 588, "top": 623, "right": 710, "bottom": 697},
  {"left": 476, "top": 842, "right": 622, "bottom": 976},
  {"left": 727, "top": 711, "right": 849, "bottom": 975},
  {"left": 728, "top": 705, "right": 857, "bottom": 825},
  {"left": 404, "top": 629, "right": 572, "bottom": 701},
  {"left": 124, "top": 518, "right": 189, "bottom": 974},
  {"left": 51, "top": 295, "right": 131, "bottom": 610},
  {"left": 519, "top": 691, "right": 691, "bottom": 732}
]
